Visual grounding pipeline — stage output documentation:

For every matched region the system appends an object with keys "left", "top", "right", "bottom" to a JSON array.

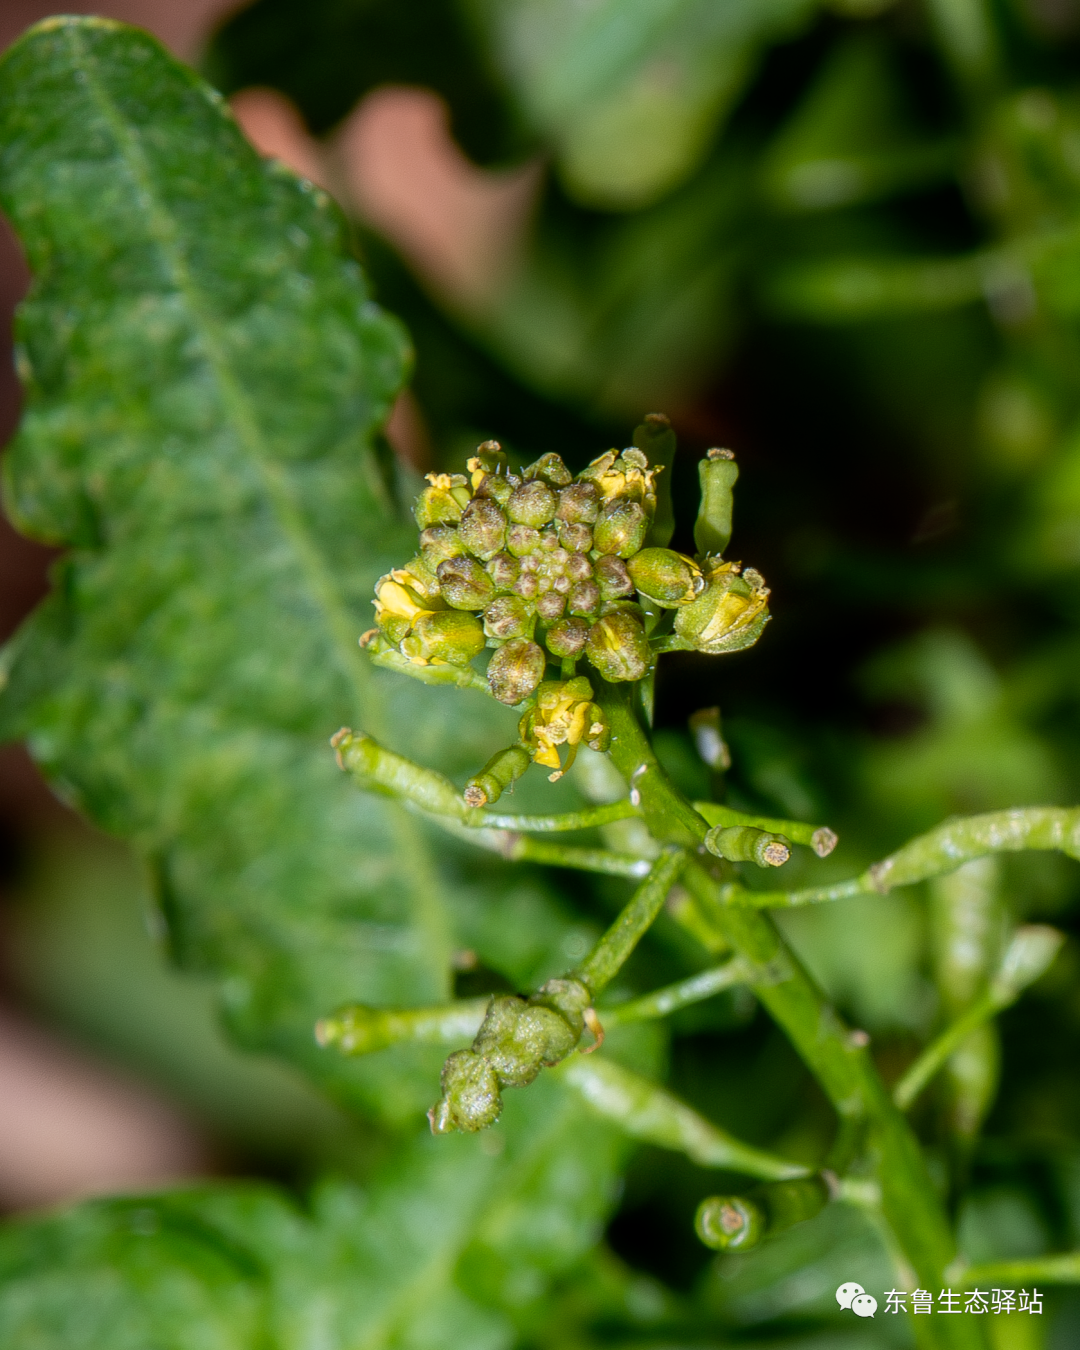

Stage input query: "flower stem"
[
  {"left": 574, "top": 848, "right": 687, "bottom": 995},
  {"left": 601, "top": 958, "right": 750, "bottom": 1026}
]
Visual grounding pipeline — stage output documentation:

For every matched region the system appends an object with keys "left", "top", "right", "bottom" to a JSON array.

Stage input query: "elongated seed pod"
[
  {"left": 464, "top": 743, "right": 531, "bottom": 807},
  {"left": 705, "top": 824, "right": 790, "bottom": 868},
  {"left": 695, "top": 1195, "right": 764, "bottom": 1251},
  {"left": 694, "top": 448, "right": 738, "bottom": 557}
]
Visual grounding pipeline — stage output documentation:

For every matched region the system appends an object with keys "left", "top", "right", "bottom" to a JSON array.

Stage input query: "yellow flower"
[{"left": 519, "top": 678, "right": 608, "bottom": 779}]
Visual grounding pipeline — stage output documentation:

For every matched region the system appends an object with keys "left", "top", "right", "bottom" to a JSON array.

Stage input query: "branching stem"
[{"left": 574, "top": 848, "right": 688, "bottom": 994}]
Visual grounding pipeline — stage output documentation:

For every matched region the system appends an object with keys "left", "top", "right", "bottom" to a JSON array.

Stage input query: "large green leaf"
[
  {"left": 0, "top": 16, "right": 561, "bottom": 1121},
  {"left": 0, "top": 1081, "right": 626, "bottom": 1350}
]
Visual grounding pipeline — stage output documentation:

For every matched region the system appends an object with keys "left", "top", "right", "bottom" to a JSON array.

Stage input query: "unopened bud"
[
  {"left": 595, "top": 554, "right": 634, "bottom": 600},
  {"left": 694, "top": 448, "right": 738, "bottom": 557},
  {"left": 627, "top": 548, "right": 704, "bottom": 607},
  {"left": 706, "top": 824, "right": 790, "bottom": 868},
  {"left": 436, "top": 556, "right": 495, "bottom": 609},
  {"left": 556, "top": 481, "right": 600, "bottom": 524},
  {"left": 459, "top": 497, "right": 507, "bottom": 560},
  {"left": 486, "top": 552, "right": 520, "bottom": 590},
  {"left": 585, "top": 611, "right": 651, "bottom": 683},
  {"left": 484, "top": 594, "right": 532, "bottom": 640},
  {"left": 400, "top": 610, "right": 485, "bottom": 666},
  {"left": 593, "top": 499, "right": 648, "bottom": 557},
  {"left": 695, "top": 1195, "right": 764, "bottom": 1251},
  {"left": 507, "top": 480, "right": 558, "bottom": 527},
  {"left": 524, "top": 452, "right": 573, "bottom": 487},
  {"left": 428, "top": 1050, "right": 501, "bottom": 1133},
  {"left": 507, "top": 524, "right": 542, "bottom": 557},
  {"left": 487, "top": 638, "right": 546, "bottom": 704},
  {"left": 477, "top": 472, "right": 514, "bottom": 508},
  {"left": 415, "top": 472, "right": 470, "bottom": 529},
  {"left": 545, "top": 616, "right": 590, "bottom": 657},
  {"left": 536, "top": 590, "right": 566, "bottom": 621},
  {"left": 465, "top": 743, "right": 531, "bottom": 807},
  {"left": 567, "top": 580, "right": 601, "bottom": 616},
  {"left": 558, "top": 521, "right": 593, "bottom": 552},
  {"left": 418, "top": 525, "right": 465, "bottom": 564}
]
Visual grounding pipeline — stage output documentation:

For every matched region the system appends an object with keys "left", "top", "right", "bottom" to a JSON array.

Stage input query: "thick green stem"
[
  {"left": 959, "top": 1252, "right": 1080, "bottom": 1284},
  {"left": 602, "top": 958, "right": 750, "bottom": 1026},
  {"left": 316, "top": 999, "right": 488, "bottom": 1054},
  {"left": 574, "top": 848, "right": 687, "bottom": 995}
]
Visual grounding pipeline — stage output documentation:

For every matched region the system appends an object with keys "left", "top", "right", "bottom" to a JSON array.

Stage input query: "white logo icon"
[
  {"left": 836, "top": 1282, "right": 863, "bottom": 1310},
  {"left": 852, "top": 1294, "right": 877, "bottom": 1318}
]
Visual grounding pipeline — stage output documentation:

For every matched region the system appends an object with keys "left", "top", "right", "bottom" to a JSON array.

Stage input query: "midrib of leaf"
[{"left": 71, "top": 20, "right": 377, "bottom": 724}]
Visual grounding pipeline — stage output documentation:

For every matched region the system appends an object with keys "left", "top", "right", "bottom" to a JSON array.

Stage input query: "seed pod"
[
  {"left": 418, "top": 525, "right": 465, "bottom": 564},
  {"left": 524, "top": 452, "right": 573, "bottom": 487},
  {"left": 567, "top": 580, "right": 601, "bottom": 616},
  {"left": 593, "top": 499, "right": 648, "bottom": 557},
  {"left": 585, "top": 611, "right": 651, "bottom": 682},
  {"left": 559, "top": 521, "right": 593, "bottom": 553},
  {"left": 486, "top": 551, "right": 520, "bottom": 591},
  {"left": 633, "top": 413, "right": 676, "bottom": 547},
  {"left": 627, "top": 548, "right": 704, "bottom": 607},
  {"left": 694, "top": 448, "right": 738, "bottom": 558},
  {"left": 674, "top": 565, "right": 770, "bottom": 655},
  {"left": 536, "top": 590, "right": 566, "bottom": 621},
  {"left": 428, "top": 1050, "right": 501, "bottom": 1133},
  {"left": 487, "top": 638, "right": 546, "bottom": 704},
  {"left": 695, "top": 1195, "right": 765, "bottom": 1251},
  {"left": 464, "top": 743, "right": 531, "bottom": 807},
  {"left": 758, "top": 1177, "right": 830, "bottom": 1234},
  {"left": 595, "top": 554, "right": 634, "bottom": 599},
  {"left": 459, "top": 497, "right": 507, "bottom": 560},
  {"left": 507, "top": 480, "right": 558, "bottom": 527},
  {"left": 706, "top": 824, "right": 790, "bottom": 868},
  {"left": 401, "top": 610, "right": 486, "bottom": 666},
  {"left": 483, "top": 594, "right": 532, "bottom": 641},
  {"left": 545, "top": 616, "right": 590, "bottom": 657},
  {"left": 437, "top": 556, "right": 495, "bottom": 609},
  {"left": 507, "top": 524, "right": 541, "bottom": 557},
  {"left": 415, "top": 472, "right": 471, "bottom": 529},
  {"left": 556, "top": 481, "right": 600, "bottom": 524}
]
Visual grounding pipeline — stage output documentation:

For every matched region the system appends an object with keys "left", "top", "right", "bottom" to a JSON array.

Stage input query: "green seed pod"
[
  {"left": 627, "top": 548, "right": 704, "bottom": 607},
  {"left": 524, "top": 452, "right": 573, "bottom": 487},
  {"left": 484, "top": 594, "right": 532, "bottom": 641},
  {"left": 705, "top": 824, "right": 790, "bottom": 868},
  {"left": 758, "top": 1177, "right": 830, "bottom": 1234},
  {"left": 487, "top": 638, "right": 546, "bottom": 704},
  {"left": 507, "top": 524, "right": 542, "bottom": 557},
  {"left": 464, "top": 743, "right": 531, "bottom": 807},
  {"left": 400, "top": 610, "right": 485, "bottom": 666},
  {"left": 694, "top": 448, "right": 738, "bottom": 558},
  {"left": 545, "top": 616, "right": 590, "bottom": 657},
  {"left": 585, "top": 611, "right": 651, "bottom": 683},
  {"left": 436, "top": 556, "right": 495, "bottom": 609},
  {"left": 418, "top": 525, "right": 465, "bottom": 564},
  {"left": 674, "top": 565, "right": 770, "bottom": 655},
  {"left": 595, "top": 554, "right": 634, "bottom": 599},
  {"left": 415, "top": 473, "right": 471, "bottom": 529},
  {"left": 593, "top": 499, "right": 648, "bottom": 557},
  {"left": 556, "top": 481, "right": 600, "bottom": 524},
  {"left": 459, "top": 497, "right": 507, "bottom": 560},
  {"left": 695, "top": 1195, "right": 765, "bottom": 1251},
  {"left": 633, "top": 413, "right": 676, "bottom": 547},
  {"left": 507, "top": 480, "right": 558, "bottom": 527},
  {"left": 428, "top": 1049, "right": 501, "bottom": 1133},
  {"left": 486, "top": 552, "right": 520, "bottom": 591}
]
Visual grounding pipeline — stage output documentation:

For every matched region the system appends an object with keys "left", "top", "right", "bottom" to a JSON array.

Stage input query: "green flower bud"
[
  {"left": 544, "top": 616, "right": 590, "bottom": 657},
  {"left": 695, "top": 1195, "right": 764, "bottom": 1251},
  {"left": 627, "top": 548, "right": 705, "bottom": 607},
  {"left": 486, "top": 551, "right": 520, "bottom": 590},
  {"left": 507, "top": 524, "right": 541, "bottom": 557},
  {"left": 507, "top": 480, "right": 558, "bottom": 527},
  {"left": 464, "top": 743, "right": 531, "bottom": 807},
  {"left": 400, "top": 610, "right": 485, "bottom": 666},
  {"left": 473, "top": 995, "right": 573, "bottom": 1087},
  {"left": 705, "top": 824, "right": 790, "bottom": 868},
  {"left": 593, "top": 499, "right": 648, "bottom": 557},
  {"left": 694, "top": 448, "right": 738, "bottom": 558},
  {"left": 484, "top": 594, "right": 532, "bottom": 641},
  {"left": 558, "top": 521, "right": 593, "bottom": 552},
  {"left": 428, "top": 1049, "right": 501, "bottom": 1133},
  {"left": 674, "top": 564, "right": 770, "bottom": 655},
  {"left": 436, "top": 556, "right": 495, "bottom": 609},
  {"left": 415, "top": 472, "right": 471, "bottom": 529},
  {"left": 567, "top": 580, "right": 601, "bottom": 616},
  {"left": 585, "top": 611, "right": 651, "bottom": 682},
  {"left": 468, "top": 440, "right": 508, "bottom": 477},
  {"left": 536, "top": 590, "right": 566, "bottom": 621},
  {"left": 476, "top": 472, "right": 514, "bottom": 508},
  {"left": 524, "top": 452, "right": 572, "bottom": 487},
  {"left": 487, "top": 638, "right": 546, "bottom": 704},
  {"left": 459, "top": 497, "right": 507, "bottom": 560},
  {"left": 419, "top": 525, "right": 465, "bottom": 564},
  {"left": 595, "top": 554, "right": 634, "bottom": 599},
  {"left": 556, "top": 481, "right": 600, "bottom": 524}
]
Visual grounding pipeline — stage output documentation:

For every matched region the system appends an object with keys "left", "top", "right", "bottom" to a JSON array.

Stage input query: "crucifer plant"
[{"left": 0, "top": 15, "right": 1078, "bottom": 1350}]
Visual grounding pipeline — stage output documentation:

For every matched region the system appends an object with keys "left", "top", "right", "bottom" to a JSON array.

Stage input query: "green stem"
[
  {"left": 923, "top": 0, "right": 1003, "bottom": 105},
  {"left": 470, "top": 800, "right": 642, "bottom": 832},
  {"left": 601, "top": 958, "right": 750, "bottom": 1026},
  {"left": 432, "top": 816, "right": 651, "bottom": 878},
  {"left": 958, "top": 1252, "right": 1080, "bottom": 1284},
  {"left": 574, "top": 848, "right": 688, "bottom": 995},
  {"left": 558, "top": 1056, "right": 810, "bottom": 1181},
  {"left": 316, "top": 999, "right": 488, "bottom": 1055},
  {"left": 694, "top": 802, "right": 837, "bottom": 856},
  {"left": 894, "top": 994, "right": 1001, "bottom": 1112}
]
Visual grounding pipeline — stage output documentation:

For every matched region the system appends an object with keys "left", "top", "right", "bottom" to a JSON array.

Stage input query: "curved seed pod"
[
  {"left": 595, "top": 554, "right": 634, "bottom": 599},
  {"left": 695, "top": 1195, "right": 765, "bottom": 1251},
  {"left": 706, "top": 824, "right": 790, "bottom": 868},
  {"left": 459, "top": 497, "right": 507, "bottom": 560},
  {"left": 556, "top": 480, "right": 600, "bottom": 524},
  {"left": 507, "top": 480, "right": 558, "bottom": 527},
  {"left": 400, "top": 610, "right": 486, "bottom": 666},
  {"left": 694, "top": 448, "right": 738, "bottom": 558},
  {"left": 483, "top": 594, "right": 532, "bottom": 641},
  {"left": 593, "top": 499, "right": 649, "bottom": 557},
  {"left": 585, "top": 611, "right": 651, "bottom": 682},
  {"left": 487, "top": 638, "right": 546, "bottom": 704},
  {"left": 545, "top": 616, "right": 590, "bottom": 657},
  {"left": 415, "top": 472, "right": 471, "bottom": 529},
  {"left": 674, "top": 566, "right": 770, "bottom": 655},
  {"left": 524, "top": 452, "right": 573, "bottom": 487},
  {"left": 627, "top": 548, "right": 704, "bottom": 607},
  {"left": 428, "top": 1050, "right": 501, "bottom": 1133},
  {"left": 436, "top": 556, "right": 495, "bottom": 609},
  {"left": 464, "top": 743, "right": 531, "bottom": 807},
  {"left": 757, "top": 1176, "right": 830, "bottom": 1233}
]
